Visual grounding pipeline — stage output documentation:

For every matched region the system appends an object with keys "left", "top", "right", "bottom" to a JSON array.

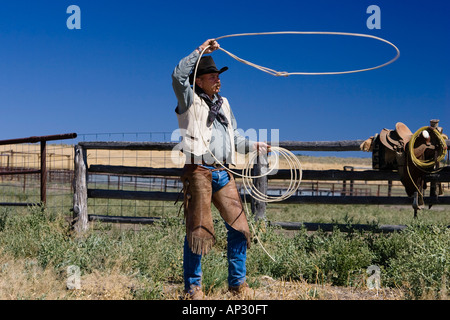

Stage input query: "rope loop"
[
  {"left": 275, "top": 72, "right": 289, "bottom": 77},
  {"left": 215, "top": 31, "right": 400, "bottom": 76}
]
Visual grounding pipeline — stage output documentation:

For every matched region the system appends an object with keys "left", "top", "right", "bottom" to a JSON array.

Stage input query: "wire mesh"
[
  {"left": 76, "top": 132, "right": 182, "bottom": 230},
  {"left": 0, "top": 140, "right": 74, "bottom": 214},
  {"left": 2, "top": 132, "right": 446, "bottom": 229}
]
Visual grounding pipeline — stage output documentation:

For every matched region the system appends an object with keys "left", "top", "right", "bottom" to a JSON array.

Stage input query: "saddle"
[{"left": 361, "top": 120, "right": 448, "bottom": 210}]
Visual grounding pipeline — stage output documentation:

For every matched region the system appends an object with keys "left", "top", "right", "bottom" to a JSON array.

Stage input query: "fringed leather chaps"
[
  {"left": 181, "top": 164, "right": 251, "bottom": 255},
  {"left": 181, "top": 165, "right": 215, "bottom": 255},
  {"left": 212, "top": 172, "right": 251, "bottom": 250}
]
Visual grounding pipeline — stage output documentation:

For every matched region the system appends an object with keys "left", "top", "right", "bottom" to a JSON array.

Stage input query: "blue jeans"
[{"left": 184, "top": 166, "right": 247, "bottom": 292}]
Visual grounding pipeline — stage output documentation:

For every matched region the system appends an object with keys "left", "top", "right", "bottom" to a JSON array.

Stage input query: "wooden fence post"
[
  {"left": 72, "top": 144, "right": 88, "bottom": 233},
  {"left": 40, "top": 141, "right": 47, "bottom": 204},
  {"left": 251, "top": 154, "right": 268, "bottom": 221}
]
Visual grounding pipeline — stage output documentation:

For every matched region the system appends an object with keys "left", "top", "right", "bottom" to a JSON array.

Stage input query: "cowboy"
[{"left": 172, "top": 39, "right": 269, "bottom": 299}]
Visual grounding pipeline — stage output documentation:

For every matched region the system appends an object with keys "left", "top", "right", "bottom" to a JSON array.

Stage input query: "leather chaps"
[{"left": 181, "top": 164, "right": 251, "bottom": 255}]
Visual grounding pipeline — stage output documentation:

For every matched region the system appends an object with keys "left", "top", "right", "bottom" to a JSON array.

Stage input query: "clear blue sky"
[{"left": 0, "top": 1, "right": 448, "bottom": 155}]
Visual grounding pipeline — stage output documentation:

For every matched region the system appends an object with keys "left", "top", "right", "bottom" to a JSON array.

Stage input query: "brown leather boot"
[
  {"left": 228, "top": 282, "right": 255, "bottom": 299},
  {"left": 183, "top": 286, "right": 206, "bottom": 300}
]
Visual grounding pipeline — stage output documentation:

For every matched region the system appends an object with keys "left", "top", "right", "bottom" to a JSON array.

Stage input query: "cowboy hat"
[{"left": 189, "top": 56, "right": 228, "bottom": 84}]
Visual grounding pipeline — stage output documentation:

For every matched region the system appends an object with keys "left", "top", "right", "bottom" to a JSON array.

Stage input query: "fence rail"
[
  {"left": 78, "top": 139, "right": 450, "bottom": 151},
  {"left": 72, "top": 139, "right": 450, "bottom": 233}
]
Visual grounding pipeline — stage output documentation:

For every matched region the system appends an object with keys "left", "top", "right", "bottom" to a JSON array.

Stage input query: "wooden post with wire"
[
  {"left": 40, "top": 140, "right": 47, "bottom": 204},
  {"left": 251, "top": 153, "right": 268, "bottom": 220},
  {"left": 72, "top": 144, "right": 89, "bottom": 233}
]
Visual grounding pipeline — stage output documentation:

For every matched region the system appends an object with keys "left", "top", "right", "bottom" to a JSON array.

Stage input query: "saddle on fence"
[{"left": 361, "top": 120, "right": 448, "bottom": 209}]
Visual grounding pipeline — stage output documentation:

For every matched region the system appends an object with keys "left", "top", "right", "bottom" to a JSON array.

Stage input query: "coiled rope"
[
  {"left": 406, "top": 127, "right": 447, "bottom": 200},
  {"left": 408, "top": 127, "right": 447, "bottom": 171}
]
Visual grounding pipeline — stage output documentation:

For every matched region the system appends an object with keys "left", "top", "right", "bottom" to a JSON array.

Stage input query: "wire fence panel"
[
  {"left": 1, "top": 132, "right": 449, "bottom": 231},
  {"left": 76, "top": 133, "right": 182, "bottom": 230},
  {"left": 0, "top": 134, "right": 77, "bottom": 214}
]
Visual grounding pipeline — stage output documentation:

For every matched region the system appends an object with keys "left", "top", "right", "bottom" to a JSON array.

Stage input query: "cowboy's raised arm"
[
  {"left": 172, "top": 39, "right": 220, "bottom": 114},
  {"left": 171, "top": 50, "right": 198, "bottom": 114}
]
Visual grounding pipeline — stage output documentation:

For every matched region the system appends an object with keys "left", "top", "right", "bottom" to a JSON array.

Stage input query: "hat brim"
[{"left": 189, "top": 66, "right": 228, "bottom": 84}]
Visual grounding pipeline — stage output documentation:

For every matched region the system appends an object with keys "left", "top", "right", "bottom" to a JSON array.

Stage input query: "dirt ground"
[{"left": 162, "top": 276, "right": 404, "bottom": 300}]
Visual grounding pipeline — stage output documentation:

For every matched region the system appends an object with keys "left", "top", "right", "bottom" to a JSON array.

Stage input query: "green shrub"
[
  {"left": 312, "top": 230, "right": 374, "bottom": 286},
  {"left": 383, "top": 223, "right": 449, "bottom": 299}
]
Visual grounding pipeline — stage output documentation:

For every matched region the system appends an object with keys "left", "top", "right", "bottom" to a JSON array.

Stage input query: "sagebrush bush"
[
  {"left": 382, "top": 223, "right": 449, "bottom": 299},
  {"left": 312, "top": 230, "right": 375, "bottom": 286},
  {"left": 249, "top": 224, "right": 374, "bottom": 286}
]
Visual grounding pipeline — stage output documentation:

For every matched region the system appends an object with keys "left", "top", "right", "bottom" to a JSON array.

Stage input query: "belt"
[{"left": 189, "top": 155, "right": 227, "bottom": 168}]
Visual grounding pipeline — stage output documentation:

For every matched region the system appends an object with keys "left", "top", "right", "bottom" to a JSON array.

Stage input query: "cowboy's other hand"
[{"left": 254, "top": 142, "right": 271, "bottom": 154}]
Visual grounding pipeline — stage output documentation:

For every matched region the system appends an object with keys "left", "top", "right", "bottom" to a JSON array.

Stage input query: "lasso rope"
[
  {"left": 215, "top": 31, "right": 400, "bottom": 76},
  {"left": 189, "top": 31, "right": 400, "bottom": 260},
  {"left": 192, "top": 31, "right": 400, "bottom": 204}
]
